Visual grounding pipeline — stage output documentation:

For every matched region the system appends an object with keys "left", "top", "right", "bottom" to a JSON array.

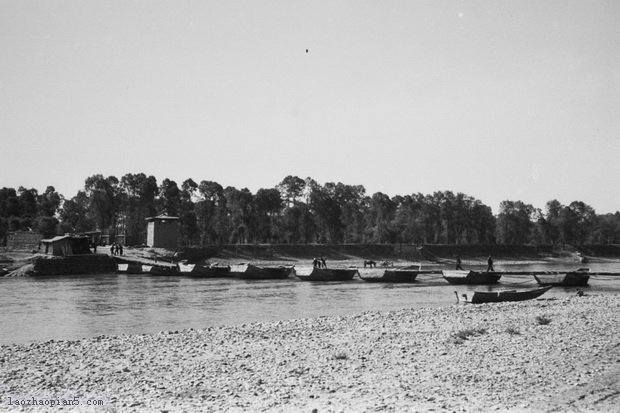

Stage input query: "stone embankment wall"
[
  {"left": 33, "top": 254, "right": 117, "bottom": 275},
  {"left": 6, "top": 231, "right": 43, "bottom": 251},
  {"left": 179, "top": 244, "right": 403, "bottom": 262}
]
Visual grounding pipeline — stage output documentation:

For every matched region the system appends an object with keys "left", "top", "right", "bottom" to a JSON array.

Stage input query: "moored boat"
[
  {"left": 359, "top": 267, "right": 422, "bottom": 283},
  {"left": 126, "top": 262, "right": 143, "bottom": 274},
  {"left": 178, "top": 262, "right": 232, "bottom": 278},
  {"left": 149, "top": 265, "right": 179, "bottom": 276},
  {"left": 296, "top": 267, "right": 358, "bottom": 281},
  {"left": 533, "top": 268, "right": 590, "bottom": 287},
  {"left": 458, "top": 285, "right": 552, "bottom": 304},
  {"left": 442, "top": 270, "right": 501, "bottom": 285},
  {"left": 234, "top": 263, "right": 295, "bottom": 279}
]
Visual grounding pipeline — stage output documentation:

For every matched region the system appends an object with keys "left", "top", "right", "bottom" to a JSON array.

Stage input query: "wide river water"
[{"left": 2, "top": 262, "right": 620, "bottom": 345}]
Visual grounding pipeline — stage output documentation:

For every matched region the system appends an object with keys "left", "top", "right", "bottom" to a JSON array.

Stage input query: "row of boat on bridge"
[
  {"left": 118, "top": 261, "right": 606, "bottom": 287},
  {"left": 114, "top": 260, "right": 620, "bottom": 303}
]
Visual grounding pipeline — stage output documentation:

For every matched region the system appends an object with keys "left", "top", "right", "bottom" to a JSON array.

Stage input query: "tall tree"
[
  {"left": 254, "top": 188, "right": 283, "bottom": 243},
  {"left": 179, "top": 178, "right": 199, "bottom": 245},
  {"left": 308, "top": 182, "right": 342, "bottom": 243},
  {"left": 18, "top": 187, "right": 38, "bottom": 218},
  {"left": 496, "top": 200, "right": 535, "bottom": 244},
  {"left": 365, "top": 192, "right": 397, "bottom": 243},
  {"left": 224, "top": 186, "right": 254, "bottom": 244},
  {"left": 196, "top": 180, "right": 226, "bottom": 244},
  {"left": 84, "top": 175, "right": 121, "bottom": 233},
  {"left": 38, "top": 186, "right": 62, "bottom": 217},
  {"left": 277, "top": 175, "right": 306, "bottom": 207},
  {"left": 58, "top": 191, "right": 94, "bottom": 233},
  {"left": 543, "top": 200, "right": 564, "bottom": 244},
  {"left": 564, "top": 201, "right": 597, "bottom": 244},
  {"left": 119, "top": 173, "right": 158, "bottom": 244},
  {"left": 334, "top": 183, "right": 367, "bottom": 243},
  {"left": 158, "top": 178, "right": 181, "bottom": 216}
]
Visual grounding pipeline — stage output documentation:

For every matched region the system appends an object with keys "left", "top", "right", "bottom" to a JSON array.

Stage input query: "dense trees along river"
[{"left": 1, "top": 174, "right": 618, "bottom": 246}]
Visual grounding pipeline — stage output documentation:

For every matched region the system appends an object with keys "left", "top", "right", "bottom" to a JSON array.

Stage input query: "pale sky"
[{"left": 1, "top": 1, "right": 619, "bottom": 214}]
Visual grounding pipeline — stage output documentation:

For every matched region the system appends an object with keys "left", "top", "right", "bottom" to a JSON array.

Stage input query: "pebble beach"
[{"left": 1, "top": 294, "right": 620, "bottom": 413}]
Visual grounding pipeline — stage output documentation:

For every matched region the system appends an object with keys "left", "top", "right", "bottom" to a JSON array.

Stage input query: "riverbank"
[
  {"left": 1, "top": 294, "right": 619, "bottom": 412},
  {"left": 3, "top": 243, "right": 619, "bottom": 276}
]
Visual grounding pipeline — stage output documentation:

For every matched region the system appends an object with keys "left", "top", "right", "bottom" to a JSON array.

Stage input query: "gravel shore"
[{"left": 1, "top": 294, "right": 619, "bottom": 412}]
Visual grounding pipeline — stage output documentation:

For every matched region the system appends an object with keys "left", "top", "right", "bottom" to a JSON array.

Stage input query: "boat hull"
[
  {"left": 470, "top": 285, "right": 552, "bottom": 304},
  {"left": 149, "top": 265, "right": 179, "bottom": 276},
  {"left": 360, "top": 269, "right": 420, "bottom": 283},
  {"left": 442, "top": 270, "right": 501, "bottom": 284},
  {"left": 235, "top": 264, "right": 295, "bottom": 279},
  {"left": 296, "top": 268, "right": 358, "bottom": 281},
  {"left": 179, "top": 264, "right": 232, "bottom": 278},
  {"left": 534, "top": 271, "right": 590, "bottom": 286}
]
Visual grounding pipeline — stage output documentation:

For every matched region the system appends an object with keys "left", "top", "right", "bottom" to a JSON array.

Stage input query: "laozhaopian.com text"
[{"left": 6, "top": 396, "right": 105, "bottom": 408}]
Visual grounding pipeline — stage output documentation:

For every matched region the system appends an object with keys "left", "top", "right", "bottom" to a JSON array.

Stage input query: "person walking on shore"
[
  {"left": 486, "top": 255, "right": 494, "bottom": 272},
  {"left": 456, "top": 256, "right": 463, "bottom": 270}
]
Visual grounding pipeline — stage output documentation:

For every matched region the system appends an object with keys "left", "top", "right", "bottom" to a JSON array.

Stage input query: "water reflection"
[{"left": 0, "top": 262, "right": 619, "bottom": 345}]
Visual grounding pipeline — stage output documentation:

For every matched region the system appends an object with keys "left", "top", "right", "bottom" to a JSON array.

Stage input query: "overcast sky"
[{"left": 1, "top": 0, "right": 619, "bottom": 214}]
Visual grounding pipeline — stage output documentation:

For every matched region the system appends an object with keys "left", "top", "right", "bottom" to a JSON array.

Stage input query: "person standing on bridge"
[
  {"left": 486, "top": 255, "right": 494, "bottom": 272},
  {"left": 456, "top": 256, "right": 463, "bottom": 270}
]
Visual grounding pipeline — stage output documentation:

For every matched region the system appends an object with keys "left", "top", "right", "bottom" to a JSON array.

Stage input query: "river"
[{"left": 1, "top": 262, "right": 619, "bottom": 345}]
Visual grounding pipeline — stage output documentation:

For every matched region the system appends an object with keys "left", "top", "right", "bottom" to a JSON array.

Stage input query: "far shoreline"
[{"left": 4, "top": 242, "right": 620, "bottom": 277}]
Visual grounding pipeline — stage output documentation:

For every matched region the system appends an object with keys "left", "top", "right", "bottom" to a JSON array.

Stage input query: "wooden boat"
[
  {"left": 178, "top": 262, "right": 232, "bottom": 278},
  {"left": 359, "top": 267, "right": 421, "bottom": 283},
  {"left": 234, "top": 263, "right": 295, "bottom": 279},
  {"left": 457, "top": 285, "right": 552, "bottom": 304},
  {"left": 296, "top": 267, "right": 358, "bottom": 281},
  {"left": 149, "top": 265, "right": 179, "bottom": 276},
  {"left": 442, "top": 270, "right": 501, "bottom": 285},
  {"left": 126, "top": 262, "right": 143, "bottom": 274},
  {"left": 533, "top": 268, "right": 590, "bottom": 287}
]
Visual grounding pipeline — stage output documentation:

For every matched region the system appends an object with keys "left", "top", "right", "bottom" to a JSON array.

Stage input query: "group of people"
[
  {"left": 455, "top": 255, "right": 494, "bottom": 272},
  {"left": 110, "top": 242, "right": 123, "bottom": 256},
  {"left": 312, "top": 256, "right": 327, "bottom": 268}
]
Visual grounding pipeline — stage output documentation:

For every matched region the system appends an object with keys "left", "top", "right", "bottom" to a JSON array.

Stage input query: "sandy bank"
[{"left": 1, "top": 294, "right": 619, "bottom": 412}]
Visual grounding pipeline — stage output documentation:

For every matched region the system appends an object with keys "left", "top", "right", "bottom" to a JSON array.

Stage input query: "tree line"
[{"left": 1, "top": 174, "right": 619, "bottom": 246}]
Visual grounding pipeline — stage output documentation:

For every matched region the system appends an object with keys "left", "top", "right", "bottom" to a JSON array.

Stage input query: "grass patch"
[
  {"left": 505, "top": 326, "right": 521, "bottom": 335},
  {"left": 452, "top": 327, "right": 487, "bottom": 344},
  {"left": 535, "top": 315, "right": 552, "bottom": 325}
]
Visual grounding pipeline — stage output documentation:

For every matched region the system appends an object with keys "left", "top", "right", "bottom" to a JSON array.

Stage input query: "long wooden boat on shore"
[
  {"left": 234, "top": 263, "right": 295, "bottom": 280},
  {"left": 533, "top": 268, "right": 590, "bottom": 287},
  {"left": 457, "top": 285, "right": 552, "bottom": 304},
  {"left": 296, "top": 267, "right": 358, "bottom": 281},
  {"left": 359, "top": 267, "right": 423, "bottom": 283},
  {"left": 442, "top": 270, "right": 502, "bottom": 285}
]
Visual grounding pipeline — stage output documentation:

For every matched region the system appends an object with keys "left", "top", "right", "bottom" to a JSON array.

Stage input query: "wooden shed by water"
[
  {"left": 40, "top": 235, "right": 92, "bottom": 256},
  {"left": 146, "top": 213, "right": 179, "bottom": 249}
]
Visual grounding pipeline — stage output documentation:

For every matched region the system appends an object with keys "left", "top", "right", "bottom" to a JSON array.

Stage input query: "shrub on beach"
[
  {"left": 333, "top": 352, "right": 348, "bottom": 360},
  {"left": 452, "top": 327, "right": 487, "bottom": 344},
  {"left": 535, "top": 315, "right": 552, "bottom": 325}
]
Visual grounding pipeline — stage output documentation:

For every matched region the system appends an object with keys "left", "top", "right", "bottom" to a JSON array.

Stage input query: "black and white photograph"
[{"left": 1, "top": 1, "right": 619, "bottom": 411}]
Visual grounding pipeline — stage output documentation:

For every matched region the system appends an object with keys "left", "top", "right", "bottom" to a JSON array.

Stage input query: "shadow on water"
[{"left": 1, "top": 262, "right": 619, "bottom": 345}]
